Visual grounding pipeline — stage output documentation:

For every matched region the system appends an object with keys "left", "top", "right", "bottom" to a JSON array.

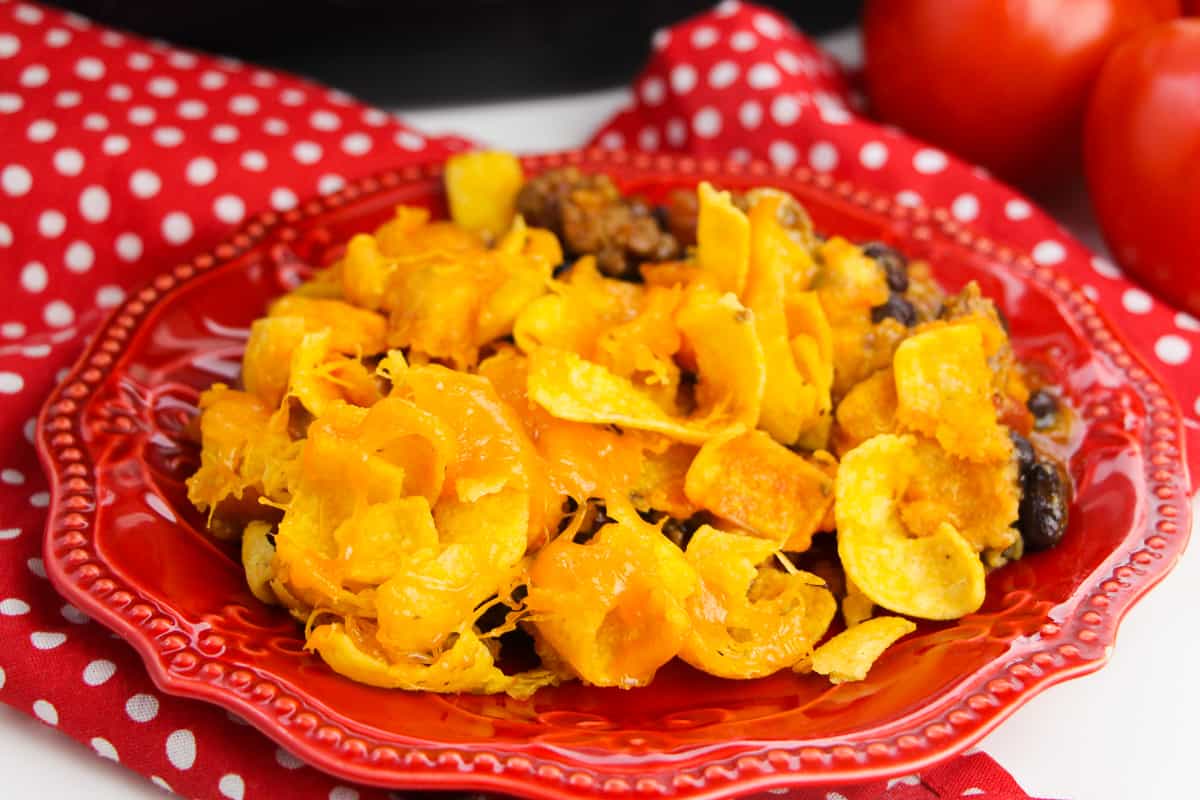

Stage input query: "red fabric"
[{"left": 1, "top": 0, "right": 1189, "bottom": 797}]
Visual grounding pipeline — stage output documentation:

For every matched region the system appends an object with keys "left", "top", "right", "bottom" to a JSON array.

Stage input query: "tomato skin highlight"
[
  {"left": 862, "top": 0, "right": 1180, "bottom": 186},
  {"left": 1085, "top": 19, "right": 1200, "bottom": 316}
]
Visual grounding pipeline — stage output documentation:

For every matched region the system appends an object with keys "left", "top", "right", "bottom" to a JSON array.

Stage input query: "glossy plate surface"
[{"left": 37, "top": 150, "right": 1192, "bottom": 798}]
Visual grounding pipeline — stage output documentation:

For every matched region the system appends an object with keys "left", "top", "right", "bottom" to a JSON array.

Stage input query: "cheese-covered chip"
[
  {"left": 444, "top": 150, "right": 524, "bottom": 238},
  {"left": 810, "top": 615, "right": 916, "bottom": 683}
]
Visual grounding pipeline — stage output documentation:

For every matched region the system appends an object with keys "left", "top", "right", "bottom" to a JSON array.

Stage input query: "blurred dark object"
[{"left": 51, "top": 1, "right": 862, "bottom": 106}]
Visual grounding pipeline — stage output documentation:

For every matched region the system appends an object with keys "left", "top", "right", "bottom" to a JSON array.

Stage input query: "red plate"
[{"left": 37, "top": 150, "right": 1191, "bottom": 798}]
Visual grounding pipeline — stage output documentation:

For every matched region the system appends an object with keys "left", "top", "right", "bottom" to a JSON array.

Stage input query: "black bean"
[
  {"left": 871, "top": 293, "right": 917, "bottom": 327},
  {"left": 862, "top": 241, "right": 909, "bottom": 293},
  {"left": 1027, "top": 389, "right": 1058, "bottom": 430},
  {"left": 1010, "top": 431, "right": 1035, "bottom": 473},
  {"left": 1017, "top": 462, "right": 1068, "bottom": 552}
]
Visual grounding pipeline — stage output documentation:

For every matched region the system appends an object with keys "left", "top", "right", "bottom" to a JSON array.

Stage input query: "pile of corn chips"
[{"left": 188, "top": 152, "right": 1032, "bottom": 696}]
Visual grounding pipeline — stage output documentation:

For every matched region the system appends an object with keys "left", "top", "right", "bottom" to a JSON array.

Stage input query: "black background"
[{"left": 49, "top": 1, "right": 863, "bottom": 106}]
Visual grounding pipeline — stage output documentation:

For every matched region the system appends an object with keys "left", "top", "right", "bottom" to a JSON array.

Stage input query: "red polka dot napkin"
[{"left": 0, "top": 0, "right": 1185, "bottom": 798}]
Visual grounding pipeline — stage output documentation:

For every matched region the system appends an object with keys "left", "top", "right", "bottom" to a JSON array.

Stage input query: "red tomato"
[
  {"left": 862, "top": 0, "right": 1180, "bottom": 186},
  {"left": 1085, "top": 20, "right": 1200, "bottom": 315}
]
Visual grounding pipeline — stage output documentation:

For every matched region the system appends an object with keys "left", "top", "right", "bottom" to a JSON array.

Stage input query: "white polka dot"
[
  {"left": 0, "top": 597, "right": 29, "bottom": 615},
  {"left": 0, "top": 93, "right": 22, "bottom": 114},
  {"left": 1082, "top": 285, "right": 1100, "bottom": 301},
  {"left": 65, "top": 241, "right": 94, "bottom": 273},
  {"left": 329, "top": 789, "right": 358, "bottom": 800},
  {"left": 126, "top": 693, "right": 160, "bottom": 722},
  {"left": 214, "top": 194, "right": 246, "bottom": 223},
  {"left": 20, "top": 262, "right": 47, "bottom": 292},
  {"left": 166, "top": 729, "right": 197, "bottom": 770},
  {"left": 692, "top": 107, "right": 722, "bottom": 138},
  {"left": 168, "top": 51, "right": 197, "bottom": 69},
  {"left": 176, "top": 99, "right": 207, "bottom": 120},
  {"left": 651, "top": 28, "right": 670, "bottom": 50},
  {"left": 96, "top": 285, "right": 125, "bottom": 308},
  {"left": 1155, "top": 334, "right": 1191, "bottom": 365},
  {"left": 739, "top": 100, "right": 763, "bottom": 129},
  {"left": 29, "top": 491, "right": 48, "bottom": 508},
  {"left": 27, "top": 119, "right": 55, "bottom": 142},
  {"left": 730, "top": 31, "right": 758, "bottom": 52},
  {"left": 55, "top": 90, "right": 81, "bottom": 108},
  {"left": 293, "top": 141, "right": 322, "bottom": 164},
  {"left": 1, "top": 323, "right": 23, "bottom": 339},
  {"left": 38, "top": 210, "right": 66, "bottom": 238},
  {"left": 640, "top": 76, "right": 666, "bottom": 105},
  {"left": 0, "top": 527, "right": 20, "bottom": 539},
  {"left": 1121, "top": 288, "right": 1153, "bottom": 314},
  {"left": 637, "top": 127, "right": 659, "bottom": 151},
  {"left": 665, "top": 118, "right": 687, "bottom": 147},
  {"left": 43, "top": 301, "right": 75, "bottom": 328},
  {"left": 102, "top": 134, "right": 130, "bottom": 156},
  {"left": 361, "top": 108, "right": 388, "bottom": 126},
  {"left": 913, "top": 148, "right": 948, "bottom": 174},
  {"left": 0, "top": 222, "right": 10, "bottom": 246},
  {"left": 60, "top": 603, "right": 88, "bottom": 623},
  {"left": 1, "top": 469, "right": 23, "bottom": 484},
  {"left": 20, "top": 64, "right": 49, "bottom": 88},
  {"left": 709, "top": 61, "right": 739, "bottom": 89},
  {"left": 280, "top": 88, "right": 306, "bottom": 106},
  {"left": 186, "top": 157, "right": 217, "bottom": 186},
  {"left": 79, "top": 186, "right": 110, "bottom": 222},
  {"left": 100, "top": 31, "right": 124, "bottom": 47},
  {"left": 200, "top": 70, "right": 226, "bottom": 90},
  {"left": 211, "top": 124, "right": 239, "bottom": 143},
  {"left": 91, "top": 738, "right": 119, "bottom": 762},
  {"left": 341, "top": 132, "right": 372, "bottom": 156},
  {"left": 33, "top": 700, "right": 58, "bottom": 725},
  {"left": 1176, "top": 312, "right": 1200, "bottom": 332},
  {"left": 14, "top": 5, "right": 45, "bottom": 24},
  {"left": 770, "top": 94, "right": 800, "bottom": 125},
  {"left": 1091, "top": 256, "right": 1123, "bottom": 278},
  {"left": 51, "top": 149, "right": 83, "bottom": 176},
  {"left": 951, "top": 194, "right": 980, "bottom": 222},
  {"left": 896, "top": 190, "right": 923, "bottom": 207},
  {"left": 2, "top": 164, "right": 32, "bottom": 195},
  {"left": 275, "top": 747, "right": 304, "bottom": 769},
  {"left": 691, "top": 25, "right": 719, "bottom": 48},
  {"left": 83, "top": 659, "right": 117, "bottom": 686},
  {"left": 152, "top": 126, "right": 184, "bottom": 147},
  {"left": 219, "top": 774, "right": 245, "bottom": 800},
  {"left": 270, "top": 188, "right": 298, "bottom": 211},
  {"left": 859, "top": 141, "right": 889, "bottom": 170},
  {"left": 82, "top": 113, "right": 107, "bottom": 131},
  {"left": 75, "top": 57, "right": 105, "bottom": 80},
  {"left": 808, "top": 141, "right": 839, "bottom": 172},
  {"left": 228, "top": 94, "right": 259, "bottom": 116},
  {"left": 395, "top": 130, "right": 426, "bottom": 151},
  {"left": 130, "top": 169, "right": 162, "bottom": 198},
  {"left": 310, "top": 110, "right": 341, "bottom": 130},
  {"left": 670, "top": 64, "right": 697, "bottom": 95},
  {"left": 816, "top": 100, "right": 852, "bottom": 125},
  {"left": 45, "top": 28, "right": 71, "bottom": 47},
  {"left": 31, "top": 632, "right": 67, "bottom": 650},
  {"left": 128, "top": 106, "right": 155, "bottom": 126},
  {"left": 769, "top": 141, "right": 797, "bottom": 170},
  {"left": 162, "top": 212, "right": 194, "bottom": 245},
  {"left": 0, "top": 33, "right": 19, "bottom": 58},
  {"left": 747, "top": 63, "right": 781, "bottom": 89},
  {"left": 754, "top": 12, "right": 784, "bottom": 37},
  {"left": 263, "top": 117, "right": 288, "bottom": 136},
  {"left": 239, "top": 150, "right": 268, "bottom": 172},
  {"left": 1005, "top": 199, "right": 1032, "bottom": 220},
  {"left": 1032, "top": 240, "right": 1067, "bottom": 265},
  {"left": 326, "top": 88, "right": 353, "bottom": 105},
  {"left": 21, "top": 343, "right": 49, "bottom": 358},
  {"left": 106, "top": 83, "right": 131, "bottom": 102},
  {"left": 147, "top": 76, "right": 177, "bottom": 97},
  {"left": 125, "top": 52, "right": 151, "bottom": 71},
  {"left": 115, "top": 233, "right": 143, "bottom": 263}
]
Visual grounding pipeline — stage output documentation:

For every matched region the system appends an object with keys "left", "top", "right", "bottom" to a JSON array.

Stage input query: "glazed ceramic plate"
[{"left": 37, "top": 150, "right": 1192, "bottom": 798}]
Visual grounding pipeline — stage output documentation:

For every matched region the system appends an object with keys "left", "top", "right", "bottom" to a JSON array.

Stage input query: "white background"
[{"left": 2, "top": 30, "right": 1196, "bottom": 800}]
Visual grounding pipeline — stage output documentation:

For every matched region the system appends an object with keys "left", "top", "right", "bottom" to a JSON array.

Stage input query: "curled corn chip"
[
  {"left": 242, "top": 520, "right": 278, "bottom": 605},
  {"left": 685, "top": 430, "right": 834, "bottom": 551},
  {"left": 809, "top": 615, "right": 916, "bottom": 683},
  {"left": 676, "top": 288, "right": 766, "bottom": 429},
  {"left": 836, "top": 434, "right": 986, "bottom": 620},
  {"left": 444, "top": 150, "right": 524, "bottom": 238},
  {"left": 333, "top": 498, "right": 439, "bottom": 587},
  {"left": 894, "top": 324, "right": 1010, "bottom": 463},
  {"left": 842, "top": 576, "right": 874, "bottom": 628},
  {"left": 833, "top": 368, "right": 898, "bottom": 455},
  {"left": 697, "top": 181, "right": 750, "bottom": 294}
]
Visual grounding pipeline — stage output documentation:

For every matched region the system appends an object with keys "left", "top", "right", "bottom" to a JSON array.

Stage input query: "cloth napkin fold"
[{"left": 1, "top": 1, "right": 1189, "bottom": 798}]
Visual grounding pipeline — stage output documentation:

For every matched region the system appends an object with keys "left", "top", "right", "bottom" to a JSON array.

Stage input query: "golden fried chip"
[
  {"left": 241, "top": 520, "right": 278, "bottom": 605},
  {"left": 841, "top": 576, "right": 874, "bottom": 628},
  {"left": 836, "top": 434, "right": 986, "bottom": 620},
  {"left": 833, "top": 368, "right": 898, "bottom": 456},
  {"left": 444, "top": 150, "right": 524, "bottom": 238},
  {"left": 342, "top": 232, "right": 396, "bottom": 310},
  {"left": 894, "top": 324, "right": 1010, "bottom": 463},
  {"left": 333, "top": 498, "right": 439, "bottom": 586},
  {"left": 697, "top": 181, "right": 750, "bottom": 294},
  {"left": 810, "top": 616, "right": 916, "bottom": 683},
  {"left": 676, "top": 289, "right": 766, "bottom": 430}
]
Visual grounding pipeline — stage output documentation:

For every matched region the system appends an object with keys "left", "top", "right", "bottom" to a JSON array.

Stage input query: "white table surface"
[{"left": 3, "top": 29, "right": 1197, "bottom": 800}]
